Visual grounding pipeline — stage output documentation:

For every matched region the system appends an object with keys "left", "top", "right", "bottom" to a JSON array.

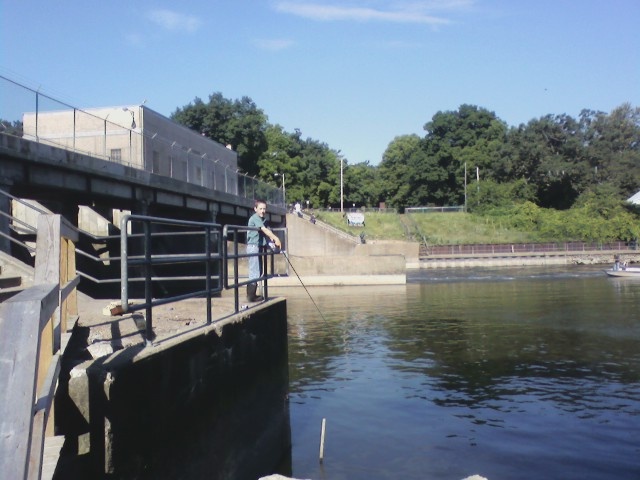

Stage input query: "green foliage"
[
  {"left": 378, "top": 134, "right": 435, "bottom": 209},
  {"left": 171, "top": 93, "right": 268, "bottom": 175},
  {"left": 315, "top": 211, "right": 411, "bottom": 241},
  {"left": 0, "top": 118, "right": 23, "bottom": 136},
  {"left": 466, "top": 179, "right": 536, "bottom": 213},
  {"left": 477, "top": 191, "right": 640, "bottom": 243},
  {"left": 169, "top": 89, "right": 640, "bottom": 240},
  {"left": 256, "top": 125, "right": 340, "bottom": 209}
]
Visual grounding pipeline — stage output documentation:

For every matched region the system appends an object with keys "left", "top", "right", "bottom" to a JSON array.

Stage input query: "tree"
[
  {"left": 171, "top": 93, "right": 268, "bottom": 175},
  {"left": 343, "top": 161, "right": 383, "bottom": 208},
  {"left": 378, "top": 134, "right": 440, "bottom": 209},
  {"left": 0, "top": 118, "right": 23, "bottom": 136},
  {"left": 467, "top": 179, "right": 537, "bottom": 214},
  {"left": 423, "top": 105, "right": 507, "bottom": 206},
  {"left": 580, "top": 104, "right": 640, "bottom": 197},
  {"left": 258, "top": 126, "right": 340, "bottom": 209},
  {"left": 500, "top": 114, "right": 589, "bottom": 209}
]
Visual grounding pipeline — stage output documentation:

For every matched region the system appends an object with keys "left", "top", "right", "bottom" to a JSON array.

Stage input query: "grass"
[{"left": 314, "top": 211, "right": 538, "bottom": 245}]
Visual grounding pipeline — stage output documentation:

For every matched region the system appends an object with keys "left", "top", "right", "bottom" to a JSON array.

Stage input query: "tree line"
[{"left": 171, "top": 96, "right": 640, "bottom": 217}]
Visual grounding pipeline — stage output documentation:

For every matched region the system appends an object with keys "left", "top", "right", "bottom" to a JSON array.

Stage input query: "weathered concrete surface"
[
  {"left": 283, "top": 214, "right": 413, "bottom": 284},
  {"left": 270, "top": 253, "right": 406, "bottom": 286},
  {"left": 286, "top": 213, "right": 419, "bottom": 260},
  {"left": 56, "top": 294, "right": 291, "bottom": 479}
]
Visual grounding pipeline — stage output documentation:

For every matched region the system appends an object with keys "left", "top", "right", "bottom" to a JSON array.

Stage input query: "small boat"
[{"left": 604, "top": 264, "right": 640, "bottom": 277}]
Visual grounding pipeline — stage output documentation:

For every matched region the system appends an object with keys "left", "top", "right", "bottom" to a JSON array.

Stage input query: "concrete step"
[
  {"left": 0, "top": 274, "right": 22, "bottom": 289},
  {"left": 41, "top": 435, "right": 65, "bottom": 480},
  {"left": 0, "top": 285, "right": 24, "bottom": 302}
]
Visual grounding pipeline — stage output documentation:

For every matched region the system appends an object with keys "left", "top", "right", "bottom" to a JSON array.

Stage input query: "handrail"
[
  {"left": 423, "top": 241, "right": 635, "bottom": 256},
  {"left": 0, "top": 214, "right": 79, "bottom": 480},
  {"left": 119, "top": 214, "right": 224, "bottom": 344},
  {"left": 223, "top": 224, "right": 285, "bottom": 313},
  {"left": 297, "top": 211, "right": 360, "bottom": 244},
  {"left": 1, "top": 74, "right": 285, "bottom": 207}
]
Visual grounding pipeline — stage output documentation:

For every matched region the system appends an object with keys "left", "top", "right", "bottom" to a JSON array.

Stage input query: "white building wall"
[{"left": 22, "top": 105, "right": 239, "bottom": 195}]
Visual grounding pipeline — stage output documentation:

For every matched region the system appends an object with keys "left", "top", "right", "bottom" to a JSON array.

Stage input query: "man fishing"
[{"left": 246, "top": 199, "right": 281, "bottom": 302}]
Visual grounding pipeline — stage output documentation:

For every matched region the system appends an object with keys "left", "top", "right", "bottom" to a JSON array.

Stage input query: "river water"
[{"left": 275, "top": 265, "right": 640, "bottom": 480}]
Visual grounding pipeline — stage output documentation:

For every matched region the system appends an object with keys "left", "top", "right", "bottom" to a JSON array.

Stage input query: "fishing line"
[{"left": 279, "top": 250, "right": 329, "bottom": 324}]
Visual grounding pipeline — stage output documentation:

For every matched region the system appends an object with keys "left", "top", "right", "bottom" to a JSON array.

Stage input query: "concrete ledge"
[
  {"left": 268, "top": 274, "right": 406, "bottom": 286},
  {"left": 415, "top": 251, "right": 639, "bottom": 269},
  {"left": 58, "top": 299, "right": 291, "bottom": 479}
]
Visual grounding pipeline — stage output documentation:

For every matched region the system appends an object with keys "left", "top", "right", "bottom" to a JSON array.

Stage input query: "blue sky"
[{"left": 2, "top": 0, "right": 639, "bottom": 165}]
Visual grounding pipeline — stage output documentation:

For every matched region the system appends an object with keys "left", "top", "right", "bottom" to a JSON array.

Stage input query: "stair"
[
  {"left": 0, "top": 253, "right": 33, "bottom": 301},
  {"left": 41, "top": 435, "right": 65, "bottom": 480}
]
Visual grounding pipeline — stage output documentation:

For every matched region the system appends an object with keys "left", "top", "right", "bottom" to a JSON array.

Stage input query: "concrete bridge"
[{"left": 0, "top": 133, "right": 286, "bottom": 241}]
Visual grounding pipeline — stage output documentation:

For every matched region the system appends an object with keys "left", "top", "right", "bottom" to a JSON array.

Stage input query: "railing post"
[{"left": 120, "top": 214, "right": 131, "bottom": 313}]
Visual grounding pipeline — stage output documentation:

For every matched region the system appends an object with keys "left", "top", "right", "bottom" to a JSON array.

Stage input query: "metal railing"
[
  {"left": 223, "top": 224, "right": 287, "bottom": 312},
  {"left": 296, "top": 211, "right": 361, "bottom": 244},
  {"left": 406, "top": 206, "right": 464, "bottom": 213},
  {"left": 118, "top": 214, "right": 227, "bottom": 344},
  {"left": 311, "top": 207, "right": 398, "bottom": 214},
  {"left": 0, "top": 194, "right": 286, "bottom": 478},
  {"left": 0, "top": 188, "right": 285, "bottom": 343},
  {"left": 423, "top": 241, "right": 635, "bottom": 257},
  {"left": 0, "top": 74, "right": 284, "bottom": 207}
]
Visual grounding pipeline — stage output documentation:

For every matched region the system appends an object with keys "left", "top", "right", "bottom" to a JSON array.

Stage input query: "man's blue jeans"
[{"left": 247, "top": 243, "right": 260, "bottom": 281}]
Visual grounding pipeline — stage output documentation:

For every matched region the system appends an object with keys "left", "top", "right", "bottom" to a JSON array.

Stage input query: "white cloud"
[
  {"left": 253, "top": 38, "right": 295, "bottom": 51},
  {"left": 125, "top": 33, "right": 145, "bottom": 48},
  {"left": 147, "top": 9, "right": 203, "bottom": 33},
  {"left": 273, "top": 0, "right": 474, "bottom": 25}
]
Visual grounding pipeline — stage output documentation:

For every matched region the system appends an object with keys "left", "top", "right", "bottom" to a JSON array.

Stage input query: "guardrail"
[
  {"left": 0, "top": 214, "right": 79, "bottom": 480},
  {"left": 0, "top": 204, "right": 284, "bottom": 478},
  {"left": 406, "top": 206, "right": 464, "bottom": 213},
  {"left": 1, "top": 74, "right": 284, "bottom": 206},
  {"left": 223, "top": 224, "right": 286, "bottom": 312},
  {"left": 297, "top": 211, "right": 361, "bottom": 244},
  {"left": 423, "top": 241, "right": 635, "bottom": 257},
  {"left": 0, "top": 188, "right": 285, "bottom": 331},
  {"left": 118, "top": 214, "right": 226, "bottom": 344}
]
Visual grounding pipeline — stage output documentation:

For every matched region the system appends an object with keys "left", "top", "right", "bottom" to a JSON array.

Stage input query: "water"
[{"left": 276, "top": 266, "right": 640, "bottom": 480}]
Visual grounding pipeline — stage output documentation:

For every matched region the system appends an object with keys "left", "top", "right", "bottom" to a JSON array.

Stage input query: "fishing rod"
[{"left": 276, "top": 248, "right": 329, "bottom": 324}]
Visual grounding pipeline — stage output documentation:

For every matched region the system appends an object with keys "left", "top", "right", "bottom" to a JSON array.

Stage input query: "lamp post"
[
  {"left": 274, "top": 172, "right": 285, "bottom": 206},
  {"left": 338, "top": 150, "right": 344, "bottom": 213},
  {"left": 103, "top": 113, "right": 110, "bottom": 158},
  {"left": 122, "top": 107, "right": 136, "bottom": 128},
  {"left": 122, "top": 108, "right": 136, "bottom": 165}
]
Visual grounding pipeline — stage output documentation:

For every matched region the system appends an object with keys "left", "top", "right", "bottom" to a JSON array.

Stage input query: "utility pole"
[{"left": 339, "top": 152, "right": 343, "bottom": 213}]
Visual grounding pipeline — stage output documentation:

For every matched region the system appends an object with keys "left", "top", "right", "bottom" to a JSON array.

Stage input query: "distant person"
[
  {"left": 246, "top": 199, "right": 281, "bottom": 302},
  {"left": 294, "top": 201, "right": 302, "bottom": 218},
  {"left": 310, "top": 213, "right": 316, "bottom": 224}
]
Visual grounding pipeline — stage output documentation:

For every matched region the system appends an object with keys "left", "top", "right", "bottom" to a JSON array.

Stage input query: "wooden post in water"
[{"left": 319, "top": 418, "right": 326, "bottom": 463}]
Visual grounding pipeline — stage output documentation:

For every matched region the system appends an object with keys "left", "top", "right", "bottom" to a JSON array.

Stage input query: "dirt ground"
[{"left": 75, "top": 289, "right": 261, "bottom": 358}]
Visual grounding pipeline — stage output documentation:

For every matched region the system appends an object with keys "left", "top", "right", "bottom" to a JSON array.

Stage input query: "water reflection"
[{"left": 274, "top": 266, "right": 640, "bottom": 480}]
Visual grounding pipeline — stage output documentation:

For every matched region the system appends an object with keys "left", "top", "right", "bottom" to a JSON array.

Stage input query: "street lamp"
[
  {"left": 103, "top": 113, "right": 111, "bottom": 158},
  {"left": 274, "top": 172, "right": 285, "bottom": 206},
  {"left": 122, "top": 108, "right": 136, "bottom": 165},
  {"left": 338, "top": 150, "right": 344, "bottom": 213},
  {"left": 122, "top": 107, "right": 136, "bottom": 129}
]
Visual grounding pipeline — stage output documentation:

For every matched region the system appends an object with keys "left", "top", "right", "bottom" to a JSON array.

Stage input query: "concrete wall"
[
  {"left": 286, "top": 213, "right": 419, "bottom": 260},
  {"left": 286, "top": 213, "right": 356, "bottom": 256},
  {"left": 58, "top": 300, "right": 291, "bottom": 479},
  {"left": 282, "top": 213, "right": 417, "bottom": 284}
]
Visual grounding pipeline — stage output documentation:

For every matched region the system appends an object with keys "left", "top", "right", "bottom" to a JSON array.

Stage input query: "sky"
[{"left": 1, "top": 0, "right": 639, "bottom": 166}]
